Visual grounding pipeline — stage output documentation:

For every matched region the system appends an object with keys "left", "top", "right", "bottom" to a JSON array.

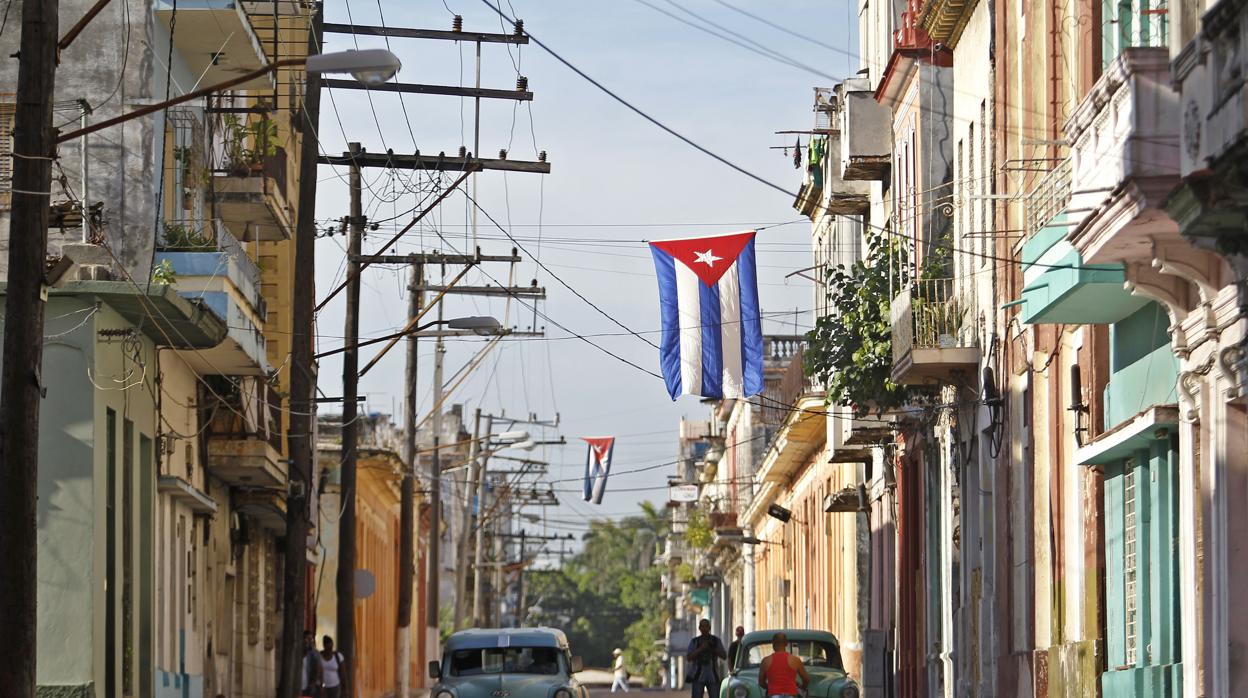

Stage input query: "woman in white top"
[
  {"left": 611, "top": 648, "right": 630, "bottom": 693},
  {"left": 320, "top": 635, "right": 347, "bottom": 698}
]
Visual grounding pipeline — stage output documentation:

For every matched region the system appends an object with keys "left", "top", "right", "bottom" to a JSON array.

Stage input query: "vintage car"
[
  {"left": 429, "top": 628, "right": 590, "bottom": 698},
  {"left": 719, "top": 630, "right": 859, "bottom": 698}
]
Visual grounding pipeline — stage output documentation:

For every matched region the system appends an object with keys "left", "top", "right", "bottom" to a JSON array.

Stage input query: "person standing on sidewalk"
[
  {"left": 686, "top": 619, "right": 726, "bottom": 698},
  {"left": 757, "top": 633, "right": 809, "bottom": 698},
  {"left": 611, "top": 648, "right": 631, "bottom": 692},
  {"left": 320, "top": 635, "right": 346, "bottom": 698},
  {"left": 727, "top": 627, "right": 745, "bottom": 672},
  {"left": 301, "top": 630, "right": 322, "bottom": 697}
]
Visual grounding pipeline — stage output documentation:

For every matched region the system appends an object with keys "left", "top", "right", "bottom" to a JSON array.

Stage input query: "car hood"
[{"left": 445, "top": 674, "right": 567, "bottom": 696}]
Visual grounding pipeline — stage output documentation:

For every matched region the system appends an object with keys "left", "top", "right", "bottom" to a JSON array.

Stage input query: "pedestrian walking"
[
  {"left": 727, "top": 626, "right": 745, "bottom": 672},
  {"left": 301, "top": 630, "right": 322, "bottom": 697},
  {"left": 685, "top": 619, "right": 726, "bottom": 698},
  {"left": 611, "top": 648, "right": 631, "bottom": 692},
  {"left": 319, "top": 635, "right": 346, "bottom": 698},
  {"left": 757, "top": 633, "right": 810, "bottom": 698}
]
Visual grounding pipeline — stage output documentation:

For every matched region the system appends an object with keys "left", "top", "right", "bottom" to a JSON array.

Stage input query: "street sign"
[
  {"left": 669, "top": 484, "right": 699, "bottom": 502},
  {"left": 354, "top": 569, "right": 375, "bottom": 599}
]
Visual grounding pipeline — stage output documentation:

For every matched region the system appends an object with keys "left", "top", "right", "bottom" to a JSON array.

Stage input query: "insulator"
[
  {"left": 452, "top": 15, "right": 463, "bottom": 32},
  {"left": 513, "top": 19, "right": 524, "bottom": 36},
  {"left": 458, "top": 145, "right": 467, "bottom": 158},
  {"left": 538, "top": 150, "right": 547, "bottom": 162},
  {"left": 499, "top": 149, "right": 508, "bottom": 159},
  {"left": 516, "top": 75, "right": 528, "bottom": 91}
]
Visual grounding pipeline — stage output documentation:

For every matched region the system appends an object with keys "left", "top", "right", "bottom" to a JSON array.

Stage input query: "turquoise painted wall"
[{"left": 1104, "top": 304, "right": 1179, "bottom": 429}]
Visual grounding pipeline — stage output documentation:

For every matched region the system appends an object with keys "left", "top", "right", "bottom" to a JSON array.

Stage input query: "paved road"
[{"left": 588, "top": 689, "right": 686, "bottom": 698}]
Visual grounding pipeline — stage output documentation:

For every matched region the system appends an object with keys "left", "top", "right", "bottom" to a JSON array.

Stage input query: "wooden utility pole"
[
  {"left": 0, "top": 0, "right": 58, "bottom": 696},
  {"left": 277, "top": 5, "right": 324, "bottom": 697},
  {"left": 336, "top": 142, "right": 364, "bottom": 697},
  {"left": 453, "top": 408, "right": 483, "bottom": 628},
  {"left": 426, "top": 313, "right": 446, "bottom": 645},
  {"left": 397, "top": 262, "right": 423, "bottom": 697}
]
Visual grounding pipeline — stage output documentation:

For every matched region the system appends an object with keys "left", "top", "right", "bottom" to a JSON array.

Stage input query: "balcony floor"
[{"left": 891, "top": 346, "right": 981, "bottom": 385}]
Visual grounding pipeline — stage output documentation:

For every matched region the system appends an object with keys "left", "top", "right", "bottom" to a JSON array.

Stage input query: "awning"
[{"left": 1076, "top": 404, "right": 1179, "bottom": 465}]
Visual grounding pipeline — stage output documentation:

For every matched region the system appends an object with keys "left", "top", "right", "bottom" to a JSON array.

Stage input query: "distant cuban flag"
[
  {"left": 581, "top": 437, "right": 615, "bottom": 504},
  {"left": 648, "top": 231, "right": 764, "bottom": 400}
]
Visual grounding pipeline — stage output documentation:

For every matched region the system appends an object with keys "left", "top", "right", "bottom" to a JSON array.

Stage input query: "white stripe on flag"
[
  {"left": 718, "top": 262, "right": 743, "bottom": 398},
  {"left": 675, "top": 263, "right": 703, "bottom": 395}
]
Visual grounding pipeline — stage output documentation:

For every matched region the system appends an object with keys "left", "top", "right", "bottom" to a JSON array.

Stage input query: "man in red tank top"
[{"left": 757, "top": 633, "right": 810, "bottom": 698}]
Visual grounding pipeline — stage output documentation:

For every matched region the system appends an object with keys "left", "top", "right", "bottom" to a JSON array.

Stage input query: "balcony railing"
[
  {"left": 890, "top": 277, "right": 978, "bottom": 383},
  {"left": 1025, "top": 157, "right": 1071, "bottom": 240},
  {"left": 892, "top": 278, "right": 967, "bottom": 360},
  {"left": 762, "top": 349, "right": 822, "bottom": 425},
  {"left": 205, "top": 377, "right": 282, "bottom": 453}
]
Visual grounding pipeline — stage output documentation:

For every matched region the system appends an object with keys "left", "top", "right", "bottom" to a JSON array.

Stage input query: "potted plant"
[{"left": 221, "top": 115, "right": 278, "bottom": 175}]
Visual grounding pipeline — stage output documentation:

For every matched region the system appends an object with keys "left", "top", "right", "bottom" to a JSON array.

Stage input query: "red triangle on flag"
[
  {"left": 649, "top": 231, "right": 756, "bottom": 287},
  {"left": 581, "top": 436, "right": 615, "bottom": 463}
]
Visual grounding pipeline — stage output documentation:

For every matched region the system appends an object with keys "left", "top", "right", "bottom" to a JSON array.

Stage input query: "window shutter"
[{"left": 0, "top": 95, "right": 15, "bottom": 211}]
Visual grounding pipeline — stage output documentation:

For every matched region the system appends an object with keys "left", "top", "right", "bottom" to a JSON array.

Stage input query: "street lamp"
[
  {"left": 315, "top": 314, "right": 502, "bottom": 359},
  {"left": 57, "top": 49, "right": 404, "bottom": 143}
]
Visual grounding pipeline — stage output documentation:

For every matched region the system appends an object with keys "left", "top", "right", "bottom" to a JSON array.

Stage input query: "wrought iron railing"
[
  {"left": 1025, "top": 156, "right": 1071, "bottom": 239},
  {"left": 205, "top": 377, "right": 283, "bottom": 453},
  {"left": 762, "top": 349, "right": 822, "bottom": 425},
  {"left": 890, "top": 277, "right": 970, "bottom": 364}
]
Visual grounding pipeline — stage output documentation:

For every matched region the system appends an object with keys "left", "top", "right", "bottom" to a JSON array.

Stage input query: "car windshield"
[
  {"left": 449, "top": 646, "right": 562, "bottom": 676},
  {"left": 740, "top": 640, "right": 843, "bottom": 671}
]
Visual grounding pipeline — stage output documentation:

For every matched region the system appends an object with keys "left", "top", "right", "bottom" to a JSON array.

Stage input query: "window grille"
[{"left": 1124, "top": 463, "right": 1139, "bottom": 665}]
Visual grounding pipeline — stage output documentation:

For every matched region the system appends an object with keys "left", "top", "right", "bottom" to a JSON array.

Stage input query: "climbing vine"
[{"left": 804, "top": 230, "right": 915, "bottom": 415}]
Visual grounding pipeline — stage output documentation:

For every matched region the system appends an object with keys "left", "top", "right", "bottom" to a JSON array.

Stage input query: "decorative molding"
[
  {"left": 1178, "top": 355, "right": 1215, "bottom": 422},
  {"left": 918, "top": 0, "right": 980, "bottom": 49}
]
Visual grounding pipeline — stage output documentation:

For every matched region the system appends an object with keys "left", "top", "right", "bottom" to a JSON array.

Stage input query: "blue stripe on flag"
[
  {"left": 650, "top": 247, "right": 683, "bottom": 399},
  {"left": 582, "top": 444, "right": 592, "bottom": 501},
  {"left": 700, "top": 281, "right": 723, "bottom": 399},
  {"left": 737, "top": 239, "right": 765, "bottom": 395},
  {"left": 591, "top": 442, "right": 614, "bottom": 504}
]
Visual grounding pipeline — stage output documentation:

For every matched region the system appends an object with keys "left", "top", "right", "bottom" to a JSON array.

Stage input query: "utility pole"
[
  {"left": 277, "top": 5, "right": 324, "bottom": 697},
  {"left": 426, "top": 307, "right": 446, "bottom": 649},
  {"left": 336, "top": 142, "right": 364, "bottom": 698},
  {"left": 0, "top": 0, "right": 58, "bottom": 695},
  {"left": 471, "top": 414, "right": 493, "bottom": 626},
  {"left": 516, "top": 529, "right": 526, "bottom": 627},
  {"left": 454, "top": 408, "right": 483, "bottom": 629},
  {"left": 397, "top": 262, "right": 423, "bottom": 697}
]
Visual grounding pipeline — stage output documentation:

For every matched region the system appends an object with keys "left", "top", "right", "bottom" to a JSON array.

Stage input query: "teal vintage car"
[
  {"left": 719, "top": 630, "right": 859, "bottom": 698},
  {"left": 429, "top": 628, "right": 589, "bottom": 698}
]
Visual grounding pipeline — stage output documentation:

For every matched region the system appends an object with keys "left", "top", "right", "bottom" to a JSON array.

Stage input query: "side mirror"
[
  {"left": 569, "top": 656, "right": 584, "bottom": 673},
  {"left": 429, "top": 661, "right": 442, "bottom": 680}
]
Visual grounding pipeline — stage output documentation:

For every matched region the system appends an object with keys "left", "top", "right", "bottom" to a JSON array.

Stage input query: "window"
[
  {"left": 1103, "top": 0, "right": 1170, "bottom": 69},
  {"left": 122, "top": 419, "right": 134, "bottom": 695},
  {"left": 741, "top": 640, "right": 844, "bottom": 670},
  {"left": 450, "top": 647, "right": 562, "bottom": 676},
  {"left": 0, "top": 95, "right": 13, "bottom": 211},
  {"left": 1123, "top": 463, "right": 1139, "bottom": 666}
]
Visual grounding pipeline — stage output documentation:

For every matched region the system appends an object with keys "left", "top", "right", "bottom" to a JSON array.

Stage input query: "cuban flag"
[
  {"left": 582, "top": 437, "right": 615, "bottom": 504},
  {"left": 649, "top": 231, "right": 764, "bottom": 400}
]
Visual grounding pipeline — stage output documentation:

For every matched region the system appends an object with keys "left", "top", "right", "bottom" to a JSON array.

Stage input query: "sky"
[{"left": 310, "top": 0, "right": 859, "bottom": 555}]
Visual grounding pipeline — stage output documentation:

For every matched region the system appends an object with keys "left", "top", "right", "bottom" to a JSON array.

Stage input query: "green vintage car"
[
  {"left": 429, "top": 628, "right": 590, "bottom": 698},
  {"left": 719, "top": 630, "right": 859, "bottom": 698}
]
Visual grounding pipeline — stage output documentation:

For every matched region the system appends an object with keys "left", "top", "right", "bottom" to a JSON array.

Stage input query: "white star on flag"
[{"left": 694, "top": 249, "right": 722, "bottom": 267}]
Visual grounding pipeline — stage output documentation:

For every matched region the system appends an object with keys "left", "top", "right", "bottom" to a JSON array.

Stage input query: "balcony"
[
  {"left": 919, "top": 0, "right": 980, "bottom": 49},
  {"left": 155, "top": 227, "right": 269, "bottom": 375},
  {"left": 889, "top": 277, "right": 979, "bottom": 385},
  {"left": 204, "top": 376, "right": 285, "bottom": 489},
  {"left": 213, "top": 148, "right": 293, "bottom": 242},
  {"left": 838, "top": 77, "right": 893, "bottom": 181},
  {"left": 155, "top": 0, "right": 272, "bottom": 91},
  {"left": 1018, "top": 154, "right": 1145, "bottom": 325},
  {"left": 827, "top": 404, "right": 892, "bottom": 463},
  {"left": 236, "top": 490, "right": 287, "bottom": 534}
]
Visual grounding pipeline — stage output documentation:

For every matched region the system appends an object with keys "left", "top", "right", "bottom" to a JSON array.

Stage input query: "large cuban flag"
[
  {"left": 648, "top": 230, "right": 764, "bottom": 400},
  {"left": 581, "top": 436, "right": 615, "bottom": 504}
]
